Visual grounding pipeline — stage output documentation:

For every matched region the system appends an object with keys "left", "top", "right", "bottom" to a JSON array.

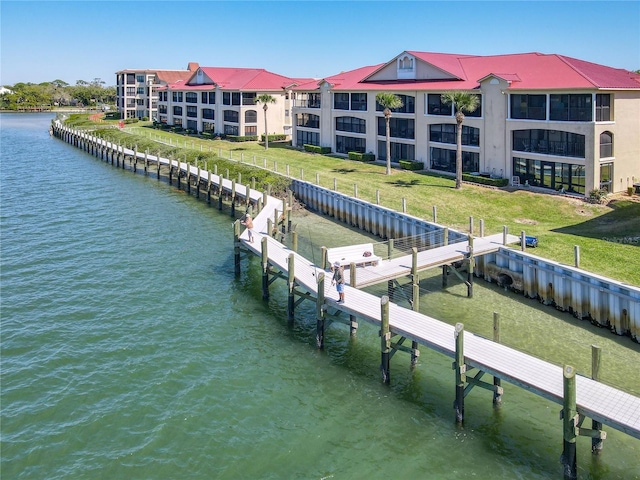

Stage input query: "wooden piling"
[
  {"left": 521, "top": 230, "right": 526, "bottom": 251},
  {"left": 562, "top": 365, "right": 577, "bottom": 480},
  {"left": 349, "top": 265, "right": 358, "bottom": 336},
  {"left": 591, "top": 345, "right": 603, "bottom": 453},
  {"left": 261, "top": 237, "right": 269, "bottom": 300},
  {"left": 316, "top": 272, "right": 325, "bottom": 349},
  {"left": 411, "top": 247, "right": 420, "bottom": 367},
  {"left": 454, "top": 323, "right": 466, "bottom": 424},
  {"left": 233, "top": 220, "right": 241, "bottom": 276},
  {"left": 380, "top": 295, "right": 391, "bottom": 384},
  {"left": 467, "top": 234, "right": 474, "bottom": 298},
  {"left": 493, "top": 312, "right": 503, "bottom": 406},
  {"left": 574, "top": 245, "right": 580, "bottom": 269},
  {"left": 291, "top": 231, "right": 298, "bottom": 252},
  {"left": 288, "top": 253, "right": 295, "bottom": 324},
  {"left": 320, "top": 246, "right": 327, "bottom": 270}
]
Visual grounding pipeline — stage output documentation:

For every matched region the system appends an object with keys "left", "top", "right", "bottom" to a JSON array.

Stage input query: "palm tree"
[
  {"left": 440, "top": 91, "right": 480, "bottom": 189},
  {"left": 376, "top": 92, "right": 404, "bottom": 175},
  {"left": 255, "top": 94, "right": 276, "bottom": 150}
]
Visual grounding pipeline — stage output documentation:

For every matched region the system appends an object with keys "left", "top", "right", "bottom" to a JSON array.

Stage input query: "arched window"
[
  {"left": 600, "top": 131, "right": 613, "bottom": 158},
  {"left": 245, "top": 110, "right": 257, "bottom": 123}
]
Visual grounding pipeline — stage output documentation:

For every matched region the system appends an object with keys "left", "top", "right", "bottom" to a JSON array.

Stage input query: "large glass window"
[
  {"left": 224, "top": 110, "right": 238, "bottom": 123},
  {"left": 430, "top": 147, "right": 479, "bottom": 173},
  {"left": 172, "top": 92, "right": 183, "bottom": 103},
  {"left": 335, "top": 116, "right": 365, "bottom": 133},
  {"left": 187, "top": 120, "right": 197, "bottom": 130},
  {"left": 512, "top": 129, "right": 585, "bottom": 158},
  {"left": 242, "top": 92, "right": 256, "bottom": 105},
  {"left": 336, "top": 135, "right": 366, "bottom": 154},
  {"left": 377, "top": 117, "right": 414, "bottom": 139},
  {"left": 136, "top": 74, "right": 145, "bottom": 83},
  {"left": 297, "top": 113, "right": 320, "bottom": 129},
  {"left": 351, "top": 93, "right": 367, "bottom": 111},
  {"left": 137, "top": 87, "right": 145, "bottom": 95},
  {"left": 600, "top": 131, "right": 613, "bottom": 158},
  {"left": 549, "top": 94, "right": 592, "bottom": 121},
  {"left": 334, "top": 93, "right": 350, "bottom": 110},
  {"left": 429, "top": 124, "right": 479, "bottom": 146},
  {"left": 202, "top": 121, "right": 215, "bottom": 133},
  {"left": 376, "top": 94, "right": 415, "bottom": 114},
  {"left": 202, "top": 108, "right": 214, "bottom": 120},
  {"left": 186, "top": 106, "right": 197, "bottom": 118},
  {"left": 297, "top": 130, "right": 320, "bottom": 147},
  {"left": 600, "top": 162, "right": 613, "bottom": 192},
  {"left": 224, "top": 124, "right": 239, "bottom": 135},
  {"left": 201, "top": 92, "right": 208, "bottom": 104},
  {"left": 186, "top": 92, "right": 198, "bottom": 103},
  {"left": 158, "top": 105, "right": 167, "bottom": 114},
  {"left": 223, "top": 92, "right": 231, "bottom": 105},
  {"left": 173, "top": 106, "right": 182, "bottom": 116},
  {"left": 378, "top": 141, "right": 415, "bottom": 162},
  {"left": 427, "top": 94, "right": 452, "bottom": 116},
  {"left": 510, "top": 94, "right": 546, "bottom": 120},
  {"left": 295, "top": 92, "right": 321, "bottom": 108},
  {"left": 245, "top": 125, "right": 257, "bottom": 136},
  {"left": 245, "top": 110, "right": 257, "bottom": 123},
  {"left": 596, "top": 94, "right": 611, "bottom": 121},
  {"left": 512, "top": 157, "right": 585, "bottom": 194}
]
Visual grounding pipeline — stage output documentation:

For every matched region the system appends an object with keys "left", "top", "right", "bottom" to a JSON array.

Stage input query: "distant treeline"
[{"left": 1, "top": 78, "right": 116, "bottom": 110}]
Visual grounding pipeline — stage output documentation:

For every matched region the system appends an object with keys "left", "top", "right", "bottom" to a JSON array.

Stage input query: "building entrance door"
[{"left": 541, "top": 161, "right": 555, "bottom": 189}]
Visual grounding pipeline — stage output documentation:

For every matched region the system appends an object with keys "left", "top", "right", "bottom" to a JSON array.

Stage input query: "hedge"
[
  {"left": 227, "top": 135, "right": 259, "bottom": 142},
  {"left": 348, "top": 151, "right": 375, "bottom": 162},
  {"left": 261, "top": 134, "right": 287, "bottom": 142},
  {"left": 462, "top": 173, "right": 509, "bottom": 187},
  {"left": 304, "top": 144, "right": 331, "bottom": 154},
  {"left": 399, "top": 160, "right": 424, "bottom": 170}
]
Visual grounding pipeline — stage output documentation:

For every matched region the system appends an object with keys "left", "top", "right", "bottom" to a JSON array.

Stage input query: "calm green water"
[{"left": 1, "top": 113, "right": 638, "bottom": 479}]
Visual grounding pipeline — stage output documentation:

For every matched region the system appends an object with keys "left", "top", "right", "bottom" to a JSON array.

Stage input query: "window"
[
  {"left": 232, "top": 92, "right": 240, "bottom": 105},
  {"left": 224, "top": 124, "right": 238, "bottom": 135},
  {"left": 596, "top": 94, "right": 611, "bottom": 121},
  {"left": 431, "top": 147, "right": 479, "bottom": 173},
  {"left": 136, "top": 99, "right": 145, "bottom": 105},
  {"left": 336, "top": 135, "right": 366, "bottom": 154},
  {"left": 600, "top": 163, "right": 613, "bottom": 192},
  {"left": 173, "top": 118, "right": 183, "bottom": 127},
  {"left": 242, "top": 92, "right": 256, "bottom": 105},
  {"left": 187, "top": 106, "right": 197, "bottom": 118},
  {"left": 172, "top": 92, "right": 183, "bottom": 103},
  {"left": 126, "top": 87, "right": 135, "bottom": 96},
  {"left": 512, "top": 129, "right": 585, "bottom": 158},
  {"left": 297, "top": 130, "right": 320, "bottom": 147},
  {"left": 186, "top": 92, "right": 198, "bottom": 103},
  {"left": 427, "top": 94, "right": 452, "bottom": 116},
  {"left": 298, "top": 113, "right": 320, "bottom": 129},
  {"left": 378, "top": 141, "right": 415, "bottom": 162},
  {"left": 512, "top": 157, "right": 585, "bottom": 194},
  {"left": 223, "top": 92, "right": 231, "bottom": 105},
  {"left": 245, "top": 125, "right": 257, "bottom": 136},
  {"left": 245, "top": 110, "right": 257, "bottom": 123},
  {"left": 208, "top": 92, "right": 216, "bottom": 104},
  {"left": 429, "top": 124, "right": 479, "bottom": 146},
  {"left": 137, "top": 87, "right": 145, "bottom": 95},
  {"left": 187, "top": 120, "right": 197, "bottom": 130},
  {"left": 202, "top": 108, "right": 214, "bottom": 120},
  {"left": 334, "top": 93, "right": 350, "bottom": 110},
  {"left": 377, "top": 117, "right": 414, "bottom": 139},
  {"left": 351, "top": 93, "right": 367, "bottom": 111},
  {"left": 126, "top": 73, "right": 135, "bottom": 84},
  {"left": 173, "top": 106, "right": 182, "bottom": 116},
  {"left": 376, "top": 94, "right": 415, "bottom": 114},
  {"left": 335, "top": 116, "right": 364, "bottom": 133},
  {"left": 136, "top": 75, "right": 145, "bottom": 83},
  {"left": 510, "top": 94, "right": 546, "bottom": 120},
  {"left": 159, "top": 105, "right": 168, "bottom": 114},
  {"left": 600, "top": 131, "right": 613, "bottom": 158},
  {"left": 549, "top": 94, "right": 592, "bottom": 121},
  {"left": 202, "top": 121, "right": 215, "bottom": 133},
  {"left": 201, "top": 92, "right": 208, "bottom": 103},
  {"left": 224, "top": 110, "right": 238, "bottom": 123},
  {"left": 159, "top": 91, "right": 167, "bottom": 102}
]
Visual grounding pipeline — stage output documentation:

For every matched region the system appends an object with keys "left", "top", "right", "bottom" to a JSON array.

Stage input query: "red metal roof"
[
  {"left": 294, "top": 51, "right": 640, "bottom": 92},
  {"left": 161, "top": 67, "right": 314, "bottom": 91}
]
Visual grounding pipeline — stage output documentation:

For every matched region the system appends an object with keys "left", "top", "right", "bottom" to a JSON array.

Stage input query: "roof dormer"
[{"left": 397, "top": 53, "right": 416, "bottom": 79}]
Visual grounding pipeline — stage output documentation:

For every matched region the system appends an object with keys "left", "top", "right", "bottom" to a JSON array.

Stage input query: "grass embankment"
[{"left": 70, "top": 117, "right": 640, "bottom": 286}]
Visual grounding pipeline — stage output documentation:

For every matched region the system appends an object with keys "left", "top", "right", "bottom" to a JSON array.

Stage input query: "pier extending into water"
[{"left": 54, "top": 122, "right": 640, "bottom": 479}]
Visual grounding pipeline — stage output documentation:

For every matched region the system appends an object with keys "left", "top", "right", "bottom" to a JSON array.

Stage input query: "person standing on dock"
[
  {"left": 241, "top": 214, "right": 254, "bottom": 243},
  {"left": 331, "top": 261, "right": 345, "bottom": 303}
]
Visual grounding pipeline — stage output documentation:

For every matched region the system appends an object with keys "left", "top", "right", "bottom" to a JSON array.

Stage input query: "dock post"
[
  {"left": 443, "top": 227, "right": 449, "bottom": 246},
  {"left": 287, "top": 190, "right": 293, "bottom": 232},
  {"left": 469, "top": 216, "right": 473, "bottom": 234},
  {"left": 433, "top": 205, "right": 437, "bottom": 223},
  {"left": 177, "top": 159, "right": 182, "bottom": 189},
  {"left": 454, "top": 323, "right": 466, "bottom": 424},
  {"left": 157, "top": 152, "right": 161, "bottom": 179},
  {"left": 376, "top": 189, "right": 380, "bottom": 205},
  {"left": 380, "top": 296, "right": 391, "bottom": 384},
  {"left": 387, "top": 238, "right": 394, "bottom": 260},
  {"left": 316, "top": 273, "right": 325, "bottom": 349},
  {"left": 503, "top": 226, "right": 508, "bottom": 245},
  {"left": 230, "top": 180, "right": 236, "bottom": 217},
  {"left": 349, "top": 265, "right": 358, "bottom": 336},
  {"left": 261, "top": 237, "right": 270, "bottom": 300},
  {"left": 133, "top": 146, "right": 138, "bottom": 173},
  {"left": 467, "top": 235, "right": 474, "bottom": 298},
  {"left": 233, "top": 220, "right": 241, "bottom": 277},
  {"left": 168, "top": 157, "right": 173, "bottom": 184},
  {"left": 561, "top": 365, "right": 578, "bottom": 480},
  {"left": 207, "top": 171, "right": 212, "bottom": 204},
  {"left": 186, "top": 162, "right": 191, "bottom": 194},
  {"left": 493, "top": 312, "right": 503, "bottom": 406},
  {"left": 574, "top": 245, "right": 580, "bottom": 269},
  {"left": 411, "top": 247, "right": 420, "bottom": 367},
  {"left": 288, "top": 253, "right": 295, "bottom": 324},
  {"left": 292, "top": 230, "right": 298, "bottom": 252},
  {"left": 321, "top": 246, "right": 327, "bottom": 270},
  {"left": 442, "top": 265, "right": 448, "bottom": 287},
  {"left": 520, "top": 230, "right": 526, "bottom": 251},
  {"left": 218, "top": 173, "right": 224, "bottom": 211},
  {"left": 591, "top": 345, "right": 604, "bottom": 453},
  {"left": 144, "top": 150, "right": 148, "bottom": 175},
  {"left": 267, "top": 218, "right": 273, "bottom": 238}
]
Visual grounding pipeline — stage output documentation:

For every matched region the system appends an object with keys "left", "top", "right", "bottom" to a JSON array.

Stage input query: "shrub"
[
  {"left": 123, "top": 118, "right": 139, "bottom": 124},
  {"left": 399, "top": 160, "right": 424, "bottom": 171},
  {"left": 227, "top": 135, "right": 259, "bottom": 142},
  {"left": 260, "top": 134, "right": 287, "bottom": 142},
  {"left": 462, "top": 173, "right": 509, "bottom": 187},
  {"left": 348, "top": 151, "right": 375, "bottom": 162},
  {"left": 141, "top": 116, "right": 149, "bottom": 122},
  {"left": 304, "top": 144, "right": 331, "bottom": 154},
  {"left": 587, "top": 188, "right": 608, "bottom": 204},
  {"left": 628, "top": 186, "right": 634, "bottom": 196}
]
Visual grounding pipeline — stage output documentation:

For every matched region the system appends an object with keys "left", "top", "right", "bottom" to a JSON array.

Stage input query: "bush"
[
  {"left": 227, "top": 135, "right": 259, "bottom": 142},
  {"left": 123, "top": 118, "right": 139, "bottom": 124},
  {"left": 628, "top": 186, "right": 635, "bottom": 196},
  {"left": 399, "top": 160, "right": 424, "bottom": 171},
  {"left": 462, "top": 173, "right": 509, "bottom": 187},
  {"left": 261, "top": 134, "right": 287, "bottom": 142},
  {"left": 348, "top": 151, "right": 375, "bottom": 162},
  {"left": 587, "top": 188, "right": 608, "bottom": 204},
  {"left": 304, "top": 144, "right": 331, "bottom": 154},
  {"left": 141, "top": 116, "right": 149, "bottom": 122}
]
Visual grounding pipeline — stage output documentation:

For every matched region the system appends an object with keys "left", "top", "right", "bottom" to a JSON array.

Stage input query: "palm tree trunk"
[
  {"left": 385, "top": 114, "right": 391, "bottom": 175},
  {"left": 455, "top": 118, "right": 463, "bottom": 189},
  {"left": 263, "top": 106, "right": 269, "bottom": 150}
]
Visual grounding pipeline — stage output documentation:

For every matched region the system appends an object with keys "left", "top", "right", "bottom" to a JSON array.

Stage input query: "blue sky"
[{"left": 1, "top": 0, "right": 639, "bottom": 86}]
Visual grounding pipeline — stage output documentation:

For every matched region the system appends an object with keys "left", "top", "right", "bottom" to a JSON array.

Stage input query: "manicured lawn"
[{"left": 87, "top": 120, "right": 640, "bottom": 285}]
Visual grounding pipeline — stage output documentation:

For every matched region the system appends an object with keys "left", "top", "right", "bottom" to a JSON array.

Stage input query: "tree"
[
  {"left": 255, "top": 94, "right": 276, "bottom": 149},
  {"left": 440, "top": 91, "right": 480, "bottom": 189},
  {"left": 375, "top": 92, "right": 404, "bottom": 175}
]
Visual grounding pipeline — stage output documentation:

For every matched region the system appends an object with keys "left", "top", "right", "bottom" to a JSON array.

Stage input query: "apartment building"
[
  {"left": 115, "top": 62, "right": 199, "bottom": 120},
  {"left": 156, "top": 66, "right": 311, "bottom": 139},
  {"left": 292, "top": 51, "right": 640, "bottom": 196}
]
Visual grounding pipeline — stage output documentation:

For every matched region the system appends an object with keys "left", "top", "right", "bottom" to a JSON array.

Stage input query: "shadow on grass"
[
  {"left": 331, "top": 168, "right": 358, "bottom": 174},
  {"left": 385, "top": 179, "right": 423, "bottom": 188},
  {"left": 551, "top": 199, "right": 640, "bottom": 241}
]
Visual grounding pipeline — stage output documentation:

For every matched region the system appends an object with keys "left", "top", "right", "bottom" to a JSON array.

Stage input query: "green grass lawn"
[{"left": 81, "top": 119, "right": 640, "bottom": 286}]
